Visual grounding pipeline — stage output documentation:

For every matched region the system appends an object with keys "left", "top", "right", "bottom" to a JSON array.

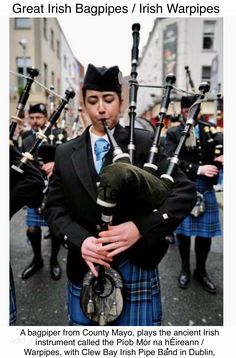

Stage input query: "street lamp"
[{"left": 18, "top": 39, "right": 27, "bottom": 85}]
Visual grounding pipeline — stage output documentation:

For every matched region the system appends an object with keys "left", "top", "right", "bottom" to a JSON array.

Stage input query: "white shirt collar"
[{"left": 89, "top": 126, "right": 114, "bottom": 165}]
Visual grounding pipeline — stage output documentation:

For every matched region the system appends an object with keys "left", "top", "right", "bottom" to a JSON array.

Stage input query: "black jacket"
[
  {"left": 22, "top": 133, "right": 56, "bottom": 165},
  {"left": 45, "top": 124, "right": 196, "bottom": 285},
  {"left": 10, "top": 145, "right": 45, "bottom": 219},
  {"left": 165, "top": 122, "right": 223, "bottom": 185}
]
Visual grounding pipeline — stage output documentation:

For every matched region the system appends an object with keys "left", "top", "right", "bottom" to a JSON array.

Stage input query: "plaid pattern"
[
  {"left": 9, "top": 279, "right": 16, "bottom": 326},
  {"left": 26, "top": 207, "right": 48, "bottom": 227},
  {"left": 68, "top": 259, "right": 161, "bottom": 326},
  {"left": 175, "top": 178, "right": 221, "bottom": 238}
]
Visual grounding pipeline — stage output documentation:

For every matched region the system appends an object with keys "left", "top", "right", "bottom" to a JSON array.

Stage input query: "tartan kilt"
[
  {"left": 175, "top": 178, "right": 222, "bottom": 238},
  {"left": 26, "top": 207, "right": 48, "bottom": 227},
  {"left": 68, "top": 259, "right": 162, "bottom": 326},
  {"left": 10, "top": 267, "right": 16, "bottom": 326}
]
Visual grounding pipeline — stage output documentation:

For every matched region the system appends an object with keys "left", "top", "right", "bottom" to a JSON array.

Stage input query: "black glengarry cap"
[
  {"left": 83, "top": 64, "right": 122, "bottom": 93},
  {"left": 29, "top": 103, "right": 47, "bottom": 116}
]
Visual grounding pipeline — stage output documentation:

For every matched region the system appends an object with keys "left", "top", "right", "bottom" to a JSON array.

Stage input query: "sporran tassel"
[
  {"left": 110, "top": 301, "right": 117, "bottom": 316},
  {"left": 87, "top": 298, "right": 94, "bottom": 314},
  {"left": 99, "top": 311, "right": 106, "bottom": 326}
]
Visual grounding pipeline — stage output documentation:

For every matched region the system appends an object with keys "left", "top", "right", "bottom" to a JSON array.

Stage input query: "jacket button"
[{"left": 163, "top": 213, "right": 168, "bottom": 220}]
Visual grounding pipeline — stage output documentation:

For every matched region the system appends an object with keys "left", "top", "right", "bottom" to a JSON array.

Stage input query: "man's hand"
[
  {"left": 41, "top": 161, "right": 55, "bottom": 178},
  {"left": 81, "top": 236, "right": 113, "bottom": 276},
  {"left": 96, "top": 221, "right": 141, "bottom": 258},
  {"left": 199, "top": 164, "right": 219, "bottom": 177},
  {"left": 214, "top": 155, "right": 223, "bottom": 165}
]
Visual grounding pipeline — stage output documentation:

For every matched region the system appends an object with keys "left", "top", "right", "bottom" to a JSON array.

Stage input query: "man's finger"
[
  {"left": 85, "top": 261, "right": 98, "bottom": 277},
  {"left": 97, "top": 236, "right": 120, "bottom": 244},
  {"left": 107, "top": 246, "right": 126, "bottom": 257}
]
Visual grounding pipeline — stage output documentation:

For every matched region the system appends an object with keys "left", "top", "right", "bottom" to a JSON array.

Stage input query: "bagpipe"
[
  {"left": 10, "top": 68, "right": 75, "bottom": 221},
  {"left": 185, "top": 65, "right": 223, "bottom": 169},
  {"left": 185, "top": 65, "right": 196, "bottom": 93},
  {"left": 80, "top": 24, "right": 210, "bottom": 326},
  {"left": 47, "top": 85, "right": 69, "bottom": 146},
  {"left": 47, "top": 85, "right": 57, "bottom": 146},
  {"left": 10, "top": 67, "right": 39, "bottom": 144},
  {"left": 11, "top": 87, "right": 75, "bottom": 174},
  {"left": 56, "top": 105, "right": 68, "bottom": 145}
]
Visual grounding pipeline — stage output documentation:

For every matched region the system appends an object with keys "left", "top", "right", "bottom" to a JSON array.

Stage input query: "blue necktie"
[
  {"left": 194, "top": 124, "right": 200, "bottom": 139},
  {"left": 94, "top": 138, "right": 110, "bottom": 173}
]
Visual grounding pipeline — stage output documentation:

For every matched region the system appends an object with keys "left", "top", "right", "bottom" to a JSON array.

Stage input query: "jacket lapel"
[
  {"left": 102, "top": 124, "right": 129, "bottom": 167},
  {"left": 71, "top": 128, "right": 97, "bottom": 202},
  {"left": 71, "top": 124, "right": 129, "bottom": 201}
]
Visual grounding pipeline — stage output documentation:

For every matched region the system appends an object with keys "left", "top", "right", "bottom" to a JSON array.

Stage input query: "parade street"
[{"left": 10, "top": 194, "right": 223, "bottom": 326}]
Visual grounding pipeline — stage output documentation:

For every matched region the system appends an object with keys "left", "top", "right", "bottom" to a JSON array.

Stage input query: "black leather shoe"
[
  {"left": 50, "top": 261, "right": 62, "bottom": 280},
  {"left": 178, "top": 268, "right": 190, "bottom": 289},
  {"left": 166, "top": 234, "right": 175, "bottom": 244},
  {"left": 193, "top": 270, "right": 217, "bottom": 294},
  {"left": 21, "top": 259, "right": 44, "bottom": 280},
  {"left": 43, "top": 230, "right": 51, "bottom": 240}
]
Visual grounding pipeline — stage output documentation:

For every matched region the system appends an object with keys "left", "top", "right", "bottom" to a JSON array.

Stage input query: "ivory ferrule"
[
  {"left": 170, "top": 157, "right": 179, "bottom": 164},
  {"left": 186, "top": 118, "right": 194, "bottom": 125},
  {"left": 97, "top": 198, "right": 116, "bottom": 208},
  {"left": 11, "top": 115, "right": 22, "bottom": 124},
  {"left": 22, "top": 152, "right": 34, "bottom": 162},
  {"left": 101, "top": 214, "right": 113, "bottom": 223},
  {"left": 150, "top": 146, "right": 158, "bottom": 153},
  {"left": 36, "top": 131, "right": 47, "bottom": 140},
  {"left": 160, "top": 174, "right": 174, "bottom": 183},
  {"left": 113, "top": 153, "right": 130, "bottom": 162},
  {"left": 144, "top": 163, "right": 158, "bottom": 171},
  {"left": 160, "top": 106, "right": 167, "bottom": 113},
  {"left": 127, "top": 143, "right": 135, "bottom": 150},
  {"left": 16, "top": 103, "right": 24, "bottom": 111}
]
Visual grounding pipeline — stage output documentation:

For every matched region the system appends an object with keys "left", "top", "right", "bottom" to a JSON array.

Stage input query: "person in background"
[
  {"left": 165, "top": 96, "right": 223, "bottom": 294},
  {"left": 10, "top": 144, "right": 45, "bottom": 324},
  {"left": 21, "top": 103, "right": 61, "bottom": 281}
]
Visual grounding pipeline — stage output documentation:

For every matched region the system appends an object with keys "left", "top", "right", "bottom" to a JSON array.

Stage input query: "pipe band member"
[
  {"left": 10, "top": 144, "right": 45, "bottom": 325},
  {"left": 21, "top": 103, "right": 62, "bottom": 281},
  {"left": 165, "top": 95, "right": 223, "bottom": 294},
  {"left": 45, "top": 64, "right": 196, "bottom": 326}
]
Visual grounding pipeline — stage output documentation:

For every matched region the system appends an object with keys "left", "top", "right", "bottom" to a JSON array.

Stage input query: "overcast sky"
[{"left": 58, "top": 15, "right": 156, "bottom": 75}]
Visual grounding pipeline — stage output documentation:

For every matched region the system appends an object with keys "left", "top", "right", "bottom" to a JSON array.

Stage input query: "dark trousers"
[
  {"left": 177, "top": 234, "right": 212, "bottom": 273},
  {"left": 27, "top": 228, "right": 60, "bottom": 263}
]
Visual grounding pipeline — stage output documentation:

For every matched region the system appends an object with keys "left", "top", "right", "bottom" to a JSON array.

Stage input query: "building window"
[
  {"left": 50, "top": 29, "right": 54, "bottom": 50},
  {"left": 73, "top": 63, "right": 77, "bottom": 82},
  {"left": 44, "top": 63, "right": 48, "bottom": 87},
  {"left": 15, "top": 18, "right": 31, "bottom": 29},
  {"left": 51, "top": 71, "right": 55, "bottom": 87},
  {"left": 201, "top": 66, "right": 211, "bottom": 85},
  {"left": 43, "top": 18, "right": 47, "bottom": 39},
  {"left": 202, "top": 21, "right": 215, "bottom": 50},
  {"left": 16, "top": 57, "right": 32, "bottom": 87},
  {"left": 56, "top": 40, "right": 60, "bottom": 59},
  {"left": 64, "top": 55, "right": 67, "bottom": 69}
]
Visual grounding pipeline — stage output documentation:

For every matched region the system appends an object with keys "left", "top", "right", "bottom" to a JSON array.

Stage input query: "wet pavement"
[{"left": 10, "top": 200, "right": 223, "bottom": 326}]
